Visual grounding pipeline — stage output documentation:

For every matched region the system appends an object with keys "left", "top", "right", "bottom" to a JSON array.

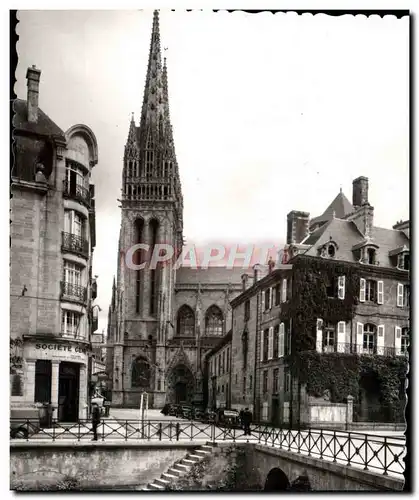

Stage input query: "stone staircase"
[{"left": 143, "top": 443, "right": 216, "bottom": 491}]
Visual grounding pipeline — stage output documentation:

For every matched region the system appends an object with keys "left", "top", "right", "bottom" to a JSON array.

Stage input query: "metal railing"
[
  {"left": 63, "top": 180, "right": 91, "bottom": 207},
  {"left": 61, "top": 232, "right": 89, "bottom": 258},
  {"left": 60, "top": 281, "right": 87, "bottom": 304},
  {"left": 10, "top": 419, "right": 405, "bottom": 477},
  {"left": 315, "top": 342, "right": 408, "bottom": 357}
]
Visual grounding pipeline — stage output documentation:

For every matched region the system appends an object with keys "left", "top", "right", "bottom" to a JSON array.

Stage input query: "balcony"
[
  {"left": 63, "top": 180, "right": 90, "bottom": 208},
  {"left": 61, "top": 232, "right": 89, "bottom": 259},
  {"left": 60, "top": 281, "right": 87, "bottom": 305},
  {"left": 315, "top": 342, "right": 408, "bottom": 357}
]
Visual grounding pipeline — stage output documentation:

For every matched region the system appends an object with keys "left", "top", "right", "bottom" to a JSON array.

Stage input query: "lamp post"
[{"left": 88, "top": 304, "right": 102, "bottom": 417}]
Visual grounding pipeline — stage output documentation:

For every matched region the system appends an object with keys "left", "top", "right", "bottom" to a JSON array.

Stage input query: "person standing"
[
  {"left": 91, "top": 402, "right": 101, "bottom": 441},
  {"left": 243, "top": 407, "right": 252, "bottom": 436}
]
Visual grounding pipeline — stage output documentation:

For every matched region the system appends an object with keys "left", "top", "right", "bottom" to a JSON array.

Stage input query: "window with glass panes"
[
  {"left": 263, "top": 370, "right": 268, "bottom": 393},
  {"left": 401, "top": 328, "right": 409, "bottom": 353},
  {"left": 323, "top": 323, "right": 335, "bottom": 352},
  {"left": 63, "top": 260, "right": 82, "bottom": 285},
  {"left": 363, "top": 323, "right": 376, "bottom": 353},
  {"left": 273, "top": 325, "right": 279, "bottom": 358},
  {"left": 273, "top": 368, "right": 279, "bottom": 393},
  {"left": 61, "top": 310, "right": 81, "bottom": 336}
]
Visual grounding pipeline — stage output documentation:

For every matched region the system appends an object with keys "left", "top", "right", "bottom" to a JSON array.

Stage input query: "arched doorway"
[
  {"left": 264, "top": 468, "right": 290, "bottom": 491},
  {"left": 167, "top": 364, "right": 195, "bottom": 404}
]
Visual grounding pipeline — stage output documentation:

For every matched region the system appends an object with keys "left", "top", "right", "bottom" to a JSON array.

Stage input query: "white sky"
[{"left": 14, "top": 10, "right": 409, "bottom": 333}]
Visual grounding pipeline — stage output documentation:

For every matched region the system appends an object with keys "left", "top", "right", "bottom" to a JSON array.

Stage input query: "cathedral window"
[
  {"left": 176, "top": 305, "right": 195, "bottom": 337},
  {"left": 131, "top": 357, "right": 151, "bottom": 388},
  {"left": 205, "top": 305, "right": 224, "bottom": 336},
  {"left": 149, "top": 219, "right": 159, "bottom": 316}
]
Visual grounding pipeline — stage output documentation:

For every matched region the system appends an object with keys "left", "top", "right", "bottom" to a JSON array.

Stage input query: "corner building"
[
  {"left": 107, "top": 11, "right": 243, "bottom": 408},
  {"left": 11, "top": 66, "right": 99, "bottom": 421}
]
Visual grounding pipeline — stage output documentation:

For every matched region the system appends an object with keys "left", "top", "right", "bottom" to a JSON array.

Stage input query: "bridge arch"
[{"left": 264, "top": 467, "right": 290, "bottom": 491}]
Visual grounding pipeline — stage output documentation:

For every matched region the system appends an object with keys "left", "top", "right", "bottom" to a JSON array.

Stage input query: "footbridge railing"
[{"left": 10, "top": 418, "right": 405, "bottom": 478}]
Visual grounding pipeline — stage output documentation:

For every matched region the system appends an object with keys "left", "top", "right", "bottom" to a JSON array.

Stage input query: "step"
[
  {"left": 155, "top": 478, "right": 170, "bottom": 487},
  {"left": 168, "top": 468, "right": 187, "bottom": 477},
  {"left": 148, "top": 483, "right": 164, "bottom": 490},
  {"left": 181, "top": 458, "right": 196, "bottom": 466},
  {"left": 173, "top": 463, "right": 191, "bottom": 471},
  {"left": 195, "top": 449, "right": 211, "bottom": 456},
  {"left": 200, "top": 445, "right": 213, "bottom": 451},
  {"left": 162, "top": 473, "right": 178, "bottom": 481},
  {"left": 186, "top": 454, "right": 202, "bottom": 461}
]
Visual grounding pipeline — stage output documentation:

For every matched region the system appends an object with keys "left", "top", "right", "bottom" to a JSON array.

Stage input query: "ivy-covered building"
[
  {"left": 230, "top": 176, "right": 409, "bottom": 427},
  {"left": 11, "top": 65, "right": 100, "bottom": 422}
]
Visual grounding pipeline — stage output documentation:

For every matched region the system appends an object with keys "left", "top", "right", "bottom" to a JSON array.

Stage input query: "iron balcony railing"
[
  {"left": 60, "top": 281, "right": 87, "bottom": 304},
  {"left": 315, "top": 342, "right": 408, "bottom": 357},
  {"left": 10, "top": 418, "right": 405, "bottom": 478},
  {"left": 63, "top": 180, "right": 90, "bottom": 207},
  {"left": 61, "top": 232, "right": 89, "bottom": 258}
]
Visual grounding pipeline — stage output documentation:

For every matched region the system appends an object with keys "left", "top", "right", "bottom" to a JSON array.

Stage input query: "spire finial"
[{"left": 340, "top": 186, "right": 342, "bottom": 193}]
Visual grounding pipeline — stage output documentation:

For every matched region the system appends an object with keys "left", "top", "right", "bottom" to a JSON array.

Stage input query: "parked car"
[
  {"left": 169, "top": 404, "right": 181, "bottom": 417},
  {"left": 215, "top": 408, "right": 241, "bottom": 428},
  {"left": 203, "top": 409, "right": 216, "bottom": 423},
  {"left": 176, "top": 405, "right": 193, "bottom": 419},
  {"left": 193, "top": 408, "right": 205, "bottom": 420},
  {"left": 10, "top": 408, "right": 40, "bottom": 439}
]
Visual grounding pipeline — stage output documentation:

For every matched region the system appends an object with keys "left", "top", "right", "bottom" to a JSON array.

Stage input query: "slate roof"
[
  {"left": 13, "top": 99, "right": 65, "bottom": 141},
  {"left": 310, "top": 191, "right": 353, "bottom": 228},
  {"left": 302, "top": 218, "right": 409, "bottom": 267},
  {"left": 176, "top": 267, "right": 244, "bottom": 286}
]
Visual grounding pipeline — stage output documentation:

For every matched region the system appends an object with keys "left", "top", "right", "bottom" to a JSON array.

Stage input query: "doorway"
[
  {"left": 58, "top": 362, "right": 80, "bottom": 422},
  {"left": 175, "top": 382, "right": 187, "bottom": 403},
  {"left": 271, "top": 397, "right": 280, "bottom": 426}
]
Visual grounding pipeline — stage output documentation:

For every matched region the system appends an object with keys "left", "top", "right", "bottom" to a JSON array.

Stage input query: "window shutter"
[
  {"left": 337, "top": 321, "right": 346, "bottom": 345},
  {"left": 64, "top": 211, "right": 71, "bottom": 233},
  {"left": 359, "top": 278, "right": 366, "bottom": 302},
  {"left": 261, "top": 290, "right": 265, "bottom": 312},
  {"left": 397, "top": 284, "right": 404, "bottom": 307},
  {"left": 377, "top": 281, "right": 384, "bottom": 305},
  {"left": 356, "top": 322, "right": 364, "bottom": 353},
  {"left": 394, "top": 326, "right": 402, "bottom": 356},
  {"left": 268, "top": 288, "right": 272, "bottom": 309},
  {"left": 282, "top": 279, "right": 287, "bottom": 303},
  {"left": 316, "top": 318, "right": 323, "bottom": 353},
  {"left": 279, "top": 323, "right": 285, "bottom": 357},
  {"left": 268, "top": 327, "right": 273, "bottom": 360},
  {"left": 260, "top": 330, "right": 264, "bottom": 362},
  {"left": 377, "top": 325, "right": 385, "bottom": 355},
  {"left": 270, "top": 287, "right": 274, "bottom": 309},
  {"left": 338, "top": 276, "right": 346, "bottom": 300}
]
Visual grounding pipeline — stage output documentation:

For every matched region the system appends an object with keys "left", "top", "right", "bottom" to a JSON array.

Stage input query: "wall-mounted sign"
[{"left": 35, "top": 343, "right": 90, "bottom": 354}]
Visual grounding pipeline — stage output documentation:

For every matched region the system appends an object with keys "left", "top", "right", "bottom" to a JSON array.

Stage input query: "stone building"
[
  {"left": 10, "top": 65, "right": 99, "bottom": 421},
  {"left": 205, "top": 330, "right": 232, "bottom": 410},
  {"left": 106, "top": 11, "right": 244, "bottom": 408},
  {"left": 229, "top": 176, "right": 409, "bottom": 426}
]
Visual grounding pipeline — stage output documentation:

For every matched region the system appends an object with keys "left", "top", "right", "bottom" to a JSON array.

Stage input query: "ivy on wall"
[
  {"left": 283, "top": 255, "right": 408, "bottom": 409},
  {"left": 10, "top": 337, "right": 24, "bottom": 374},
  {"left": 282, "top": 256, "right": 360, "bottom": 352},
  {"left": 292, "top": 350, "right": 408, "bottom": 411}
]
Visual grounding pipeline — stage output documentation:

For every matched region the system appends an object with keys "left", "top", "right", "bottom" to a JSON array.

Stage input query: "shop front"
[{"left": 23, "top": 339, "right": 90, "bottom": 422}]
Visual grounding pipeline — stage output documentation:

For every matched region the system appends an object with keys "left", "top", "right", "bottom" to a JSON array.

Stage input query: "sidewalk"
[{"left": 109, "top": 408, "right": 180, "bottom": 421}]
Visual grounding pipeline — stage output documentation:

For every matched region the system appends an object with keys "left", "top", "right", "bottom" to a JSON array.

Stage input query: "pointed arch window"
[
  {"left": 177, "top": 305, "right": 195, "bottom": 337},
  {"left": 205, "top": 305, "right": 224, "bottom": 336},
  {"left": 131, "top": 356, "right": 151, "bottom": 388}
]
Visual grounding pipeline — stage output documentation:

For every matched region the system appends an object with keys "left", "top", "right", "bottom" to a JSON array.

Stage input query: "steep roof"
[
  {"left": 310, "top": 190, "right": 353, "bottom": 228},
  {"left": 13, "top": 98, "right": 65, "bottom": 141},
  {"left": 176, "top": 267, "right": 244, "bottom": 286}
]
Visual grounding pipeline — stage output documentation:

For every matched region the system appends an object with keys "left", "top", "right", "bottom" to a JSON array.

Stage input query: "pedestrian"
[
  {"left": 91, "top": 402, "right": 101, "bottom": 441},
  {"left": 243, "top": 407, "right": 252, "bottom": 436},
  {"left": 239, "top": 409, "right": 244, "bottom": 429}
]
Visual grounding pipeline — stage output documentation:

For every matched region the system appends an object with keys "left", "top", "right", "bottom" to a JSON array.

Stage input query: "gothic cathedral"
[{"left": 107, "top": 11, "right": 244, "bottom": 408}]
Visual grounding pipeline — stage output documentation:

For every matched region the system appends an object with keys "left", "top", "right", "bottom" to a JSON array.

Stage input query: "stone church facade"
[{"left": 106, "top": 11, "right": 245, "bottom": 408}]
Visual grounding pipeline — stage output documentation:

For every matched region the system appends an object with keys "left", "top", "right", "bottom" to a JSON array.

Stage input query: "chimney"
[
  {"left": 286, "top": 211, "right": 310, "bottom": 245},
  {"left": 253, "top": 263, "right": 261, "bottom": 284},
  {"left": 352, "top": 176, "right": 369, "bottom": 208},
  {"left": 26, "top": 65, "right": 41, "bottom": 123},
  {"left": 241, "top": 274, "right": 250, "bottom": 292}
]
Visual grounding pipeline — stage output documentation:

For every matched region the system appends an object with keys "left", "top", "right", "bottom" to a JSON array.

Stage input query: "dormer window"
[
  {"left": 328, "top": 244, "right": 335, "bottom": 258},
  {"left": 398, "top": 253, "right": 410, "bottom": 271},
  {"left": 366, "top": 248, "right": 376, "bottom": 265}
]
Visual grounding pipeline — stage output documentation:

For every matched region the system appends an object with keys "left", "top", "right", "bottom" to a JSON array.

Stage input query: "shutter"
[
  {"left": 316, "top": 318, "right": 323, "bottom": 353},
  {"left": 260, "top": 330, "right": 264, "bottom": 362},
  {"left": 356, "top": 322, "right": 364, "bottom": 353},
  {"left": 338, "top": 276, "right": 346, "bottom": 300},
  {"left": 337, "top": 321, "right": 346, "bottom": 346},
  {"left": 282, "top": 279, "right": 287, "bottom": 303},
  {"left": 261, "top": 290, "right": 265, "bottom": 312},
  {"left": 377, "top": 281, "right": 384, "bottom": 305},
  {"left": 64, "top": 211, "right": 71, "bottom": 233},
  {"left": 270, "top": 287, "right": 274, "bottom": 309},
  {"left": 377, "top": 325, "right": 385, "bottom": 355},
  {"left": 279, "top": 323, "right": 285, "bottom": 357},
  {"left": 268, "top": 327, "right": 273, "bottom": 360},
  {"left": 359, "top": 278, "right": 366, "bottom": 302},
  {"left": 397, "top": 284, "right": 404, "bottom": 307},
  {"left": 394, "top": 326, "right": 402, "bottom": 356}
]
